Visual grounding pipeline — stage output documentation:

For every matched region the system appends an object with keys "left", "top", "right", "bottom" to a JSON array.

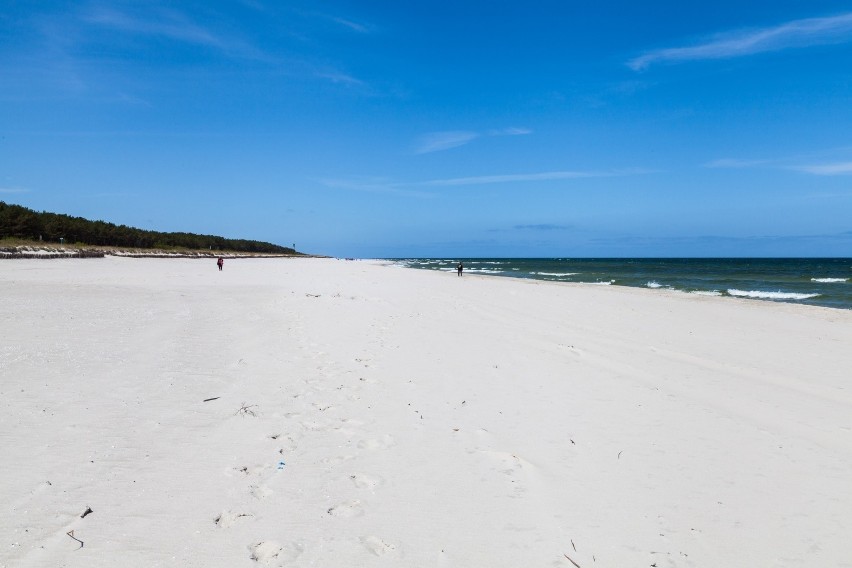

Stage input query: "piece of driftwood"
[
  {"left": 67, "top": 530, "right": 84, "bottom": 549},
  {"left": 203, "top": 397, "right": 220, "bottom": 402},
  {"left": 81, "top": 507, "right": 93, "bottom": 519},
  {"left": 564, "top": 553, "right": 581, "bottom": 568}
]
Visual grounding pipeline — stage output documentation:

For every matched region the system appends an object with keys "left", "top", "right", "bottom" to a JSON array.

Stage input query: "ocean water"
[{"left": 391, "top": 258, "right": 852, "bottom": 310}]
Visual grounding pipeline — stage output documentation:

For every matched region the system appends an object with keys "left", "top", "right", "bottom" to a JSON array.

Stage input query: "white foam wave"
[
  {"left": 728, "top": 289, "right": 820, "bottom": 300},
  {"left": 811, "top": 277, "right": 847, "bottom": 283},
  {"left": 594, "top": 280, "right": 615, "bottom": 285},
  {"left": 646, "top": 281, "right": 663, "bottom": 289},
  {"left": 689, "top": 290, "right": 723, "bottom": 297},
  {"left": 531, "top": 272, "right": 578, "bottom": 277}
]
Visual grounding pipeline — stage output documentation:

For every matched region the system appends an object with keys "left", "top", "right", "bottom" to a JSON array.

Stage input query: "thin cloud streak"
[
  {"left": 414, "top": 127, "right": 531, "bottom": 154},
  {"left": 415, "top": 131, "right": 480, "bottom": 154},
  {"left": 317, "top": 168, "right": 653, "bottom": 195},
  {"left": 331, "top": 17, "right": 370, "bottom": 34},
  {"left": 0, "top": 188, "right": 30, "bottom": 194},
  {"left": 86, "top": 8, "right": 221, "bottom": 47},
  {"left": 318, "top": 177, "right": 434, "bottom": 198},
  {"left": 422, "top": 169, "right": 654, "bottom": 186},
  {"left": 704, "top": 158, "right": 770, "bottom": 168},
  {"left": 314, "top": 70, "right": 365, "bottom": 86},
  {"left": 488, "top": 127, "right": 533, "bottom": 136},
  {"left": 83, "top": 7, "right": 267, "bottom": 61},
  {"left": 791, "top": 161, "right": 852, "bottom": 175},
  {"left": 629, "top": 12, "right": 852, "bottom": 70}
]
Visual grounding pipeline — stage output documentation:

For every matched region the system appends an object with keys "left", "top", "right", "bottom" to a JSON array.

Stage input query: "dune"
[{"left": 1, "top": 257, "right": 851, "bottom": 567}]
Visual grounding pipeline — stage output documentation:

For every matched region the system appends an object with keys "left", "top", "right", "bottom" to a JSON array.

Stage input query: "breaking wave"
[
  {"left": 727, "top": 289, "right": 820, "bottom": 301},
  {"left": 531, "top": 272, "right": 578, "bottom": 277}
]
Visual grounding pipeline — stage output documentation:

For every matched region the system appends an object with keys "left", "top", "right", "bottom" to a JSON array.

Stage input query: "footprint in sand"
[
  {"left": 322, "top": 454, "right": 355, "bottom": 467},
  {"left": 474, "top": 449, "right": 536, "bottom": 497},
  {"left": 248, "top": 541, "right": 303, "bottom": 565},
  {"left": 233, "top": 464, "right": 270, "bottom": 477},
  {"left": 270, "top": 434, "right": 298, "bottom": 452},
  {"left": 349, "top": 473, "right": 385, "bottom": 490},
  {"left": 215, "top": 510, "right": 253, "bottom": 528},
  {"left": 300, "top": 419, "right": 333, "bottom": 432},
  {"left": 360, "top": 535, "right": 398, "bottom": 557},
  {"left": 250, "top": 484, "right": 274, "bottom": 500},
  {"left": 327, "top": 500, "right": 364, "bottom": 518},
  {"left": 357, "top": 434, "right": 395, "bottom": 450},
  {"left": 334, "top": 417, "right": 366, "bottom": 438}
]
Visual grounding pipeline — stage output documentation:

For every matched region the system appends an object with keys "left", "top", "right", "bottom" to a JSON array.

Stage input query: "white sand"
[{"left": 2, "top": 257, "right": 851, "bottom": 567}]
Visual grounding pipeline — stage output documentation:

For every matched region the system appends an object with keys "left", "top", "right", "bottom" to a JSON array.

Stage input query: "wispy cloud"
[
  {"left": 317, "top": 167, "right": 653, "bottom": 195},
  {"left": 0, "top": 187, "right": 30, "bottom": 194},
  {"left": 704, "top": 158, "right": 771, "bottom": 168},
  {"left": 314, "top": 70, "right": 365, "bottom": 86},
  {"left": 704, "top": 148, "right": 852, "bottom": 174},
  {"left": 84, "top": 6, "right": 265, "bottom": 60},
  {"left": 421, "top": 168, "right": 654, "bottom": 186},
  {"left": 298, "top": 9, "right": 375, "bottom": 34},
  {"left": 488, "top": 127, "right": 533, "bottom": 136},
  {"left": 790, "top": 161, "right": 852, "bottom": 175},
  {"left": 86, "top": 8, "right": 219, "bottom": 46},
  {"left": 415, "top": 131, "right": 480, "bottom": 154},
  {"left": 629, "top": 12, "right": 852, "bottom": 70},
  {"left": 317, "top": 177, "right": 433, "bottom": 197},
  {"left": 414, "top": 127, "right": 532, "bottom": 154},
  {"left": 89, "top": 191, "right": 135, "bottom": 198},
  {"left": 330, "top": 16, "right": 371, "bottom": 34}
]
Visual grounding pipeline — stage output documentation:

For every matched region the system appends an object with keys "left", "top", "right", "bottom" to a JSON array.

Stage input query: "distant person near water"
[
  {"left": 217, "top": 257, "right": 224, "bottom": 271},
  {"left": 457, "top": 262, "right": 463, "bottom": 276}
]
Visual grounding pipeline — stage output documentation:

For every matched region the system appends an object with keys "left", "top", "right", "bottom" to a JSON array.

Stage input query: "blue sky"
[{"left": 2, "top": 1, "right": 852, "bottom": 257}]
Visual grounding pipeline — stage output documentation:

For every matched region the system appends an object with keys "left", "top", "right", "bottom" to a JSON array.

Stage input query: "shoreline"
[
  {"left": 2, "top": 257, "right": 850, "bottom": 567},
  {"left": 392, "top": 257, "right": 852, "bottom": 311}
]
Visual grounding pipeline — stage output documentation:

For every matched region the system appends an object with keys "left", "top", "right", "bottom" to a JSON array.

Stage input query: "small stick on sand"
[
  {"left": 571, "top": 539, "right": 576, "bottom": 551},
  {"left": 564, "top": 553, "right": 581, "bottom": 568},
  {"left": 67, "top": 530, "right": 84, "bottom": 549},
  {"left": 203, "top": 397, "right": 220, "bottom": 402},
  {"left": 81, "top": 506, "right": 93, "bottom": 518}
]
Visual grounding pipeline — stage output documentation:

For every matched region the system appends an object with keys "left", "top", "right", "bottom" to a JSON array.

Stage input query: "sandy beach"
[{"left": 2, "top": 257, "right": 851, "bottom": 567}]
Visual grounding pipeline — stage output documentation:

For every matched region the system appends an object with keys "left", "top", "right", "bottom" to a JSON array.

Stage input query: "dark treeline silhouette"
[{"left": 0, "top": 201, "right": 295, "bottom": 254}]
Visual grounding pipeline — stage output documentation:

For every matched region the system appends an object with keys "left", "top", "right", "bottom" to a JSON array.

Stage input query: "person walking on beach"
[
  {"left": 217, "top": 257, "right": 224, "bottom": 271},
  {"left": 457, "top": 262, "right": 463, "bottom": 276}
]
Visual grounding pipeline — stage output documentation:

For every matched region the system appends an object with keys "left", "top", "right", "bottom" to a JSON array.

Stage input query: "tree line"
[{"left": 0, "top": 201, "right": 295, "bottom": 254}]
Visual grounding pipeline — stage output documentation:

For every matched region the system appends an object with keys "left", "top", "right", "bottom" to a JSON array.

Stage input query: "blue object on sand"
[{"left": 277, "top": 460, "right": 286, "bottom": 470}]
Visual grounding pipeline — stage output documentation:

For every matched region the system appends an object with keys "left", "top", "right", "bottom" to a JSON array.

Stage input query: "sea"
[{"left": 391, "top": 258, "right": 852, "bottom": 310}]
